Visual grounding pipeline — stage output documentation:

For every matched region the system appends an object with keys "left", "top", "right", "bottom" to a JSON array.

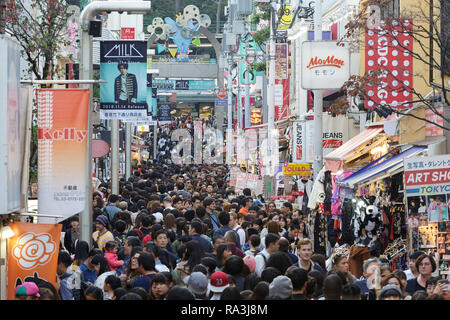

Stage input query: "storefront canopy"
[
  {"left": 338, "top": 145, "right": 427, "bottom": 188},
  {"left": 324, "top": 126, "right": 384, "bottom": 172}
]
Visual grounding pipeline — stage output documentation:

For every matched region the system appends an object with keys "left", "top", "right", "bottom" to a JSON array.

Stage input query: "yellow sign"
[
  {"left": 277, "top": 5, "right": 291, "bottom": 31},
  {"left": 169, "top": 48, "right": 178, "bottom": 58},
  {"left": 282, "top": 163, "right": 312, "bottom": 177},
  {"left": 250, "top": 109, "right": 262, "bottom": 124}
]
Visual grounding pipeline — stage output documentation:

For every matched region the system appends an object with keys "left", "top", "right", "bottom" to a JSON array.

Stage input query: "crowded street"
[{"left": 0, "top": 0, "right": 449, "bottom": 306}]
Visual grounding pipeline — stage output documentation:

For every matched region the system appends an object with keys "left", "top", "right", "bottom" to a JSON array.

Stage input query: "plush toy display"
[{"left": 351, "top": 198, "right": 383, "bottom": 250}]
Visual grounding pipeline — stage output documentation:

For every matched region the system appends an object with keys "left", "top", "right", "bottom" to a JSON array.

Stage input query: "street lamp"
[{"left": 79, "top": 1, "right": 152, "bottom": 246}]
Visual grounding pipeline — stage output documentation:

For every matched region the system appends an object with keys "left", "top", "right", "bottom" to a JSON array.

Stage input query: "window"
[{"left": 380, "top": 0, "right": 400, "bottom": 19}]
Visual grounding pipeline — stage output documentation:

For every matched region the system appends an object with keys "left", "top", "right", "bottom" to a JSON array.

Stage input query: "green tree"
[{"left": 5, "top": 0, "right": 73, "bottom": 80}]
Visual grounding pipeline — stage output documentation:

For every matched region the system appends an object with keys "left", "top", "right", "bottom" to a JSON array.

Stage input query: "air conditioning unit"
[{"left": 237, "top": 0, "right": 253, "bottom": 17}]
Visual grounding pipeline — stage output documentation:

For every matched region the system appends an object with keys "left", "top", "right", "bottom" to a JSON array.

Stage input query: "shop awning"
[{"left": 338, "top": 145, "right": 427, "bottom": 188}]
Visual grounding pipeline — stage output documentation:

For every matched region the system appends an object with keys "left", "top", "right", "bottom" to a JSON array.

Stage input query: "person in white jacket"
[{"left": 255, "top": 233, "right": 280, "bottom": 277}]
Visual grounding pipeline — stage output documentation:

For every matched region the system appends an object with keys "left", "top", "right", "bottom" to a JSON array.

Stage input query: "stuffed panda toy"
[
  {"left": 352, "top": 200, "right": 383, "bottom": 250},
  {"left": 363, "top": 205, "right": 382, "bottom": 238}
]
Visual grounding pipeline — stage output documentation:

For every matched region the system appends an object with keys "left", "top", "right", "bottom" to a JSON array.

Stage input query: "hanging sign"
[
  {"left": 301, "top": 41, "right": 350, "bottom": 90},
  {"left": 99, "top": 40, "right": 148, "bottom": 120},
  {"left": 7, "top": 222, "right": 62, "bottom": 300},
  {"left": 282, "top": 163, "right": 312, "bottom": 178}
]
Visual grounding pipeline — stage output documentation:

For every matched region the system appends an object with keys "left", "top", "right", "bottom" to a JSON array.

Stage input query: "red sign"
[
  {"left": 217, "top": 89, "right": 227, "bottom": 99},
  {"left": 296, "top": 145, "right": 302, "bottom": 160},
  {"left": 121, "top": 28, "right": 135, "bottom": 40},
  {"left": 323, "top": 139, "right": 343, "bottom": 149},
  {"left": 365, "top": 19, "right": 413, "bottom": 109},
  {"left": 426, "top": 107, "right": 444, "bottom": 137},
  {"left": 405, "top": 168, "right": 450, "bottom": 186},
  {"left": 306, "top": 56, "right": 345, "bottom": 69},
  {"left": 275, "top": 78, "right": 289, "bottom": 120}
]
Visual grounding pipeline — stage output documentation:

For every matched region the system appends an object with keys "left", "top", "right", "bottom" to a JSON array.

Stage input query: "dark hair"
[
  {"left": 91, "top": 254, "right": 110, "bottom": 275},
  {"left": 342, "top": 283, "right": 361, "bottom": 300},
  {"left": 249, "top": 234, "right": 261, "bottom": 249},
  {"left": 74, "top": 240, "right": 89, "bottom": 266},
  {"left": 260, "top": 267, "right": 281, "bottom": 284},
  {"left": 286, "top": 267, "right": 308, "bottom": 291},
  {"left": 216, "top": 243, "right": 230, "bottom": 267},
  {"left": 411, "top": 290, "right": 428, "bottom": 300},
  {"left": 185, "top": 240, "right": 205, "bottom": 272},
  {"left": 129, "top": 287, "right": 148, "bottom": 300},
  {"left": 426, "top": 276, "right": 440, "bottom": 288},
  {"left": 220, "top": 286, "right": 241, "bottom": 300},
  {"left": 108, "top": 194, "right": 120, "bottom": 203},
  {"left": 58, "top": 251, "right": 72, "bottom": 268},
  {"left": 218, "top": 211, "right": 230, "bottom": 226},
  {"left": 191, "top": 264, "right": 208, "bottom": 276},
  {"left": 114, "top": 219, "right": 127, "bottom": 233},
  {"left": 244, "top": 272, "right": 261, "bottom": 291},
  {"left": 190, "top": 221, "right": 203, "bottom": 235},
  {"left": 166, "top": 286, "right": 195, "bottom": 300},
  {"left": 201, "top": 257, "right": 218, "bottom": 275},
  {"left": 415, "top": 254, "right": 437, "bottom": 273},
  {"left": 126, "top": 236, "right": 142, "bottom": 248},
  {"left": 120, "top": 292, "right": 143, "bottom": 300},
  {"left": 410, "top": 251, "right": 425, "bottom": 260},
  {"left": 222, "top": 256, "right": 245, "bottom": 276},
  {"left": 105, "top": 274, "right": 122, "bottom": 290},
  {"left": 323, "top": 274, "right": 343, "bottom": 300},
  {"left": 105, "top": 240, "right": 118, "bottom": 252},
  {"left": 264, "top": 233, "right": 280, "bottom": 248},
  {"left": 110, "top": 288, "right": 126, "bottom": 300},
  {"left": 277, "top": 238, "right": 290, "bottom": 252},
  {"left": 311, "top": 254, "right": 328, "bottom": 273},
  {"left": 308, "top": 270, "right": 325, "bottom": 299},
  {"left": 327, "top": 269, "right": 350, "bottom": 286},
  {"left": 137, "top": 251, "right": 156, "bottom": 271},
  {"left": 85, "top": 286, "right": 103, "bottom": 300},
  {"left": 266, "top": 252, "right": 293, "bottom": 275},
  {"left": 250, "top": 281, "right": 270, "bottom": 300},
  {"left": 117, "top": 62, "right": 129, "bottom": 71},
  {"left": 282, "top": 202, "right": 293, "bottom": 211}
]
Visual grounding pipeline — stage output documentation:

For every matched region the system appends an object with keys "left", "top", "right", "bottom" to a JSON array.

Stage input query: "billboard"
[
  {"left": 301, "top": 41, "right": 350, "bottom": 90},
  {"left": 36, "top": 89, "right": 89, "bottom": 223},
  {"left": 100, "top": 41, "right": 147, "bottom": 120}
]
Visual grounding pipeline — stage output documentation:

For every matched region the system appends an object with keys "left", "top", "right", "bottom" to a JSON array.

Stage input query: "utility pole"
[
  {"left": 267, "top": 0, "right": 276, "bottom": 177},
  {"left": 125, "top": 122, "right": 132, "bottom": 180},
  {"left": 79, "top": 1, "right": 151, "bottom": 245},
  {"left": 244, "top": 27, "right": 250, "bottom": 129},
  {"left": 111, "top": 120, "right": 119, "bottom": 194},
  {"left": 313, "top": 0, "right": 323, "bottom": 180}
]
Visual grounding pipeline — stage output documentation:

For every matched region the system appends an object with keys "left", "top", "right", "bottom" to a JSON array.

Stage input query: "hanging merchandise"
[{"left": 323, "top": 170, "right": 333, "bottom": 214}]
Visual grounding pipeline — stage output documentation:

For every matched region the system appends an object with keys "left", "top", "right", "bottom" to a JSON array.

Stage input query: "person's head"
[
  {"left": 124, "top": 236, "right": 141, "bottom": 256},
  {"left": 323, "top": 274, "right": 343, "bottom": 300},
  {"left": 266, "top": 252, "right": 293, "bottom": 275},
  {"left": 342, "top": 283, "right": 361, "bottom": 300},
  {"left": 91, "top": 254, "right": 110, "bottom": 275},
  {"left": 218, "top": 211, "right": 230, "bottom": 227},
  {"left": 119, "top": 292, "right": 143, "bottom": 300},
  {"left": 311, "top": 253, "right": 327, "bottom": 273},
  {"left": 220, "top": 286, "right": 241, "bottom": 300},
  {"left": 104, "top": 240, "right": 119, "bottom": 253},
  {"left": 378, "top": 284, "right": 402, "bottom": 300},
  {"left": 166, "top": 285, "right": 196, "bottom": 300},
  {"left": 281, "top": 202, "right": 292, "bottom": 215},
  {"left": 286, "top": 267, "right": 308, "bottom": 293},
  {"left": 154, "top": 229, "right": 169, "bottom": 248},
  {"left": 411, "top": 290, "right": 428, "bottom": 300},
  {"left": 137, "top": 251, "right": 156, "bottom": 272},
  {"left": 15, "top": 282, "right": 40, "bottom": 300},
  {"left": 425, "top": 276, "right": 440, "bottom": 295},
  {"left": 379, "top": 263, "right": 392, "bottom": 278},
  {"left": 112, "top": 288, "right": 128, "bottom": 300},
  {"left": 203, "top": 197, "right": 215, "bottom": 212},
  {"left": 200, "top": 256, "right": 218, "bottom": 276},
  {"left": 104, "top": 274, "right": 122, "bottom": 293},
  {"left": 408, "top": 251, "right": 425, "bottom": 274},
  {"left": 415, "top": 254, "right": 437, "bottom": 277},
  {"left": 332, "top": 254, "right": 349, "bottom": 273},
  {"left": 222, "top": 255, "right": 245, "bottom": 276},
  {"left": 209, "top": 271, "right": 230, "bottom": 295},
  {"left": 38, "top": 287, "right": 58, "bottom": 300},
  {"left": 260, "top": 267, "right": 281, "bottom": 284},
  {"left": 150, "top": 273, "right": 170, "bottom": 300},
  {"left": 95, "top": 215, "right": 110, "bottom": 232},
  {"left": 392, "top": 269, "right": 408, "bottom": 289},
  {"left": 117, "top": 62, "right": 128, "bottom": 75},
  {"left": 269, "top": 275, "right": 293, "bottom": 300},
  {"left": 129, "top": 287, "right": 148, "bottom": 300},
  {"left": 57, "top": 251, "right": 72, "bottom": 275},
  {"left": 224, "top": 230, "right": 239, "bottom": 246},
  {"left": 185, "top": 240, "right": 205, "bottom": 272},
  {"left": 381, "top": 273, "right": 404, "bottom": 294},
  {"left": 85, "top": 286, "right": 103, "bottom": 300},
  {"left": 297, "top": 239, "right": 313, "bottom": 262},
  {"left": 216, "top": 243, "right": 232, "bottom": 266},
  {"left": 187, "top": 271, "right": 209, "bottom": 297},
  {"left": 250, "top": 281, "right": 270, "bottom": 300},
  {"left": 362, "top": 257, "right": 380, "bottom": 279},
  {"left": 265, "top": 233, "right": 280, "bottom": 254},
  {"left": 74, "top": 240, "right": 89, "bottom": 265}
]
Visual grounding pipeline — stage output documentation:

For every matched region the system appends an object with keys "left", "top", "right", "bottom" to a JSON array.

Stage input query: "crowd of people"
[{"left": 15, "top": 161, "right": 450, "bottom": 300}]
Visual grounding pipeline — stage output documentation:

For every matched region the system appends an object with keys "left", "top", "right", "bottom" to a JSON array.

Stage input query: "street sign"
[
  {"left": 215, "top": 99, "right": 228, "bottom": 107},
  {"left": 217, "top": 89, "right": 227, "bottom": 99}
]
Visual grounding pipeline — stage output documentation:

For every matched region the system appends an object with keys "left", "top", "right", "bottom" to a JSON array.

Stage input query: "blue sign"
[
  {"left": 152, "top": 79, "right": 215, "bottom": 91},
  {"left": 215, "top": 99, "right": 228, "bottom": 107}
]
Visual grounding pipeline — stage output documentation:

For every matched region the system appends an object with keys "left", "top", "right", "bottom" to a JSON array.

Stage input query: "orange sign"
[
  {"left": 7, "top": 222, "right": 62, "bottom": 300},
  {"left": 250, "top": 109, "right": 262, "bottom": 124}
]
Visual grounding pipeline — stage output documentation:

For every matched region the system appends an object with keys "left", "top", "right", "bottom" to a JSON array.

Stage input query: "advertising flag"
[
  {"left": 36, "top": 89, "right": 89, "bottom": 224},
  {"left": 7, "top": 222, "right": 62, "bottom": 300},
  {"left": 100, "top": 41, "right": 147, "bottom": 120}
]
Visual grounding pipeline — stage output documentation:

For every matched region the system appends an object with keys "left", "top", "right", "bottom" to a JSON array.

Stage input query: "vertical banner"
[
  {"left": 292, "top": 121, "right": 304, "bottom": 163},
  {"left": 158, "top": 103, "right": 172, "bottom": 124},
  {"left": 365, "top": 19, "right": 413, "bottom": 109},
  {"left": 36, "top": 89, "right": 89, "bottom": 223},
  {"left": 7, "top": 222, "right": 62, "bottom": 300},
  {"left": 100, "top": 41, "right": 147, "bottom": 120},
  {"left": 275, "top": 43, "right": 289, "bottom": 79},
  {"left": 275, "top": 79, "right": 289, "bottom": 120}
]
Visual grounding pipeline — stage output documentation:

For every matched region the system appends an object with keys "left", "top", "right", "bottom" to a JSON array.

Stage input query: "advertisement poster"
[
  {"left": 364, "top": 19, "right": 413, "bottom": 109},
  {"left": 275, "top": 43, "right": 289, "bottom": 79},
  {"left": 292, "top": 121, "right": 304, "bottom": 163},
  {"left": 36, "top": 89, "right": 89, "bottom": 223},
  {"left": 158, "top": 103, "right": 172, "bottom": 124},
  {"left": 7, "top": 222, "right": 62, "bottom": 300},
  {"left": 405, "top": 155, "right": 450, "bottom": 250},
  {"left": 100, "top": 41, "right": 147, "bottom": 120}
]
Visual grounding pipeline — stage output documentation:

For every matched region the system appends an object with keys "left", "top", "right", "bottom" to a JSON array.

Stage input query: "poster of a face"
[{"left": 100, "top": 41, "right": 147, "bottom": 120}]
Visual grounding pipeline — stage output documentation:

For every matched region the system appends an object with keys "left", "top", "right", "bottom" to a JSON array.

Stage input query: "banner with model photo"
[{"left": 100, "top": 41, "right": 147, "bottom": 120}]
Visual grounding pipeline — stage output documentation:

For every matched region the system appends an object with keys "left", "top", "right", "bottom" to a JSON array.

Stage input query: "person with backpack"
[
  {"left": 255, "top": 233, "right": 280, "bottom": 277},
  {"left": 229, "top": 212, "right": 246, "bottom": 249}
]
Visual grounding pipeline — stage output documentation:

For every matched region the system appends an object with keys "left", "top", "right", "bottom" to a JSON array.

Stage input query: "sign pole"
[{"left": 313, "top": 0, "right": 323, "bottom": 180}]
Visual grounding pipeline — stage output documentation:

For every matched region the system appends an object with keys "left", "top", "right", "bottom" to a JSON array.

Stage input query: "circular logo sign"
[{"left": 217, "top": 89, "right": 227, "bottom": 99}]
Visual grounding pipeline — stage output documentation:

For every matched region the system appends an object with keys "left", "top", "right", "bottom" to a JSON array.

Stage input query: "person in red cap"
[
  {"left": 208, "top": 271, "right": 229, "bottom": 300},
  {"left": 15, "top": 282, "right": 40, "bottom": 300}
]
